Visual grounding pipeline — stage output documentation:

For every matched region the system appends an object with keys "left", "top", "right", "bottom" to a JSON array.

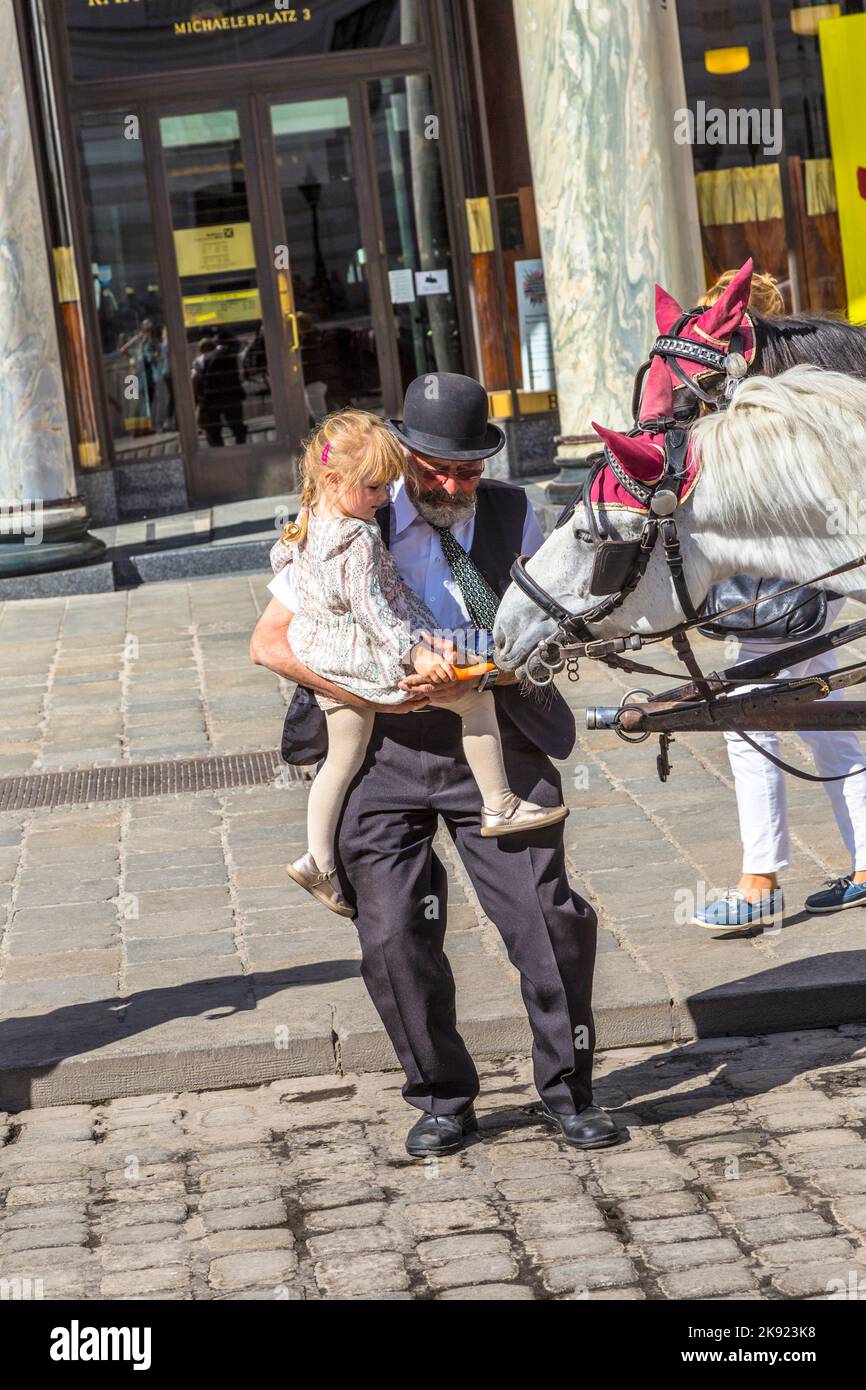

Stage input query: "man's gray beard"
[{"left": 413, "top": 492, "right": 477, "bottom": 530}]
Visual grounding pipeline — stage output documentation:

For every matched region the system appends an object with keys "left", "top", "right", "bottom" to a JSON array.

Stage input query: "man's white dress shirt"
[{"left": 266, "top": 476, "right": 544, "bottom": 628}]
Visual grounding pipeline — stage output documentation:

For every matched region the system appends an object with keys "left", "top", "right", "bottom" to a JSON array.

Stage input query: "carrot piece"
[{"left": 453, "top": 662, "right": 496, "bottom": 680}]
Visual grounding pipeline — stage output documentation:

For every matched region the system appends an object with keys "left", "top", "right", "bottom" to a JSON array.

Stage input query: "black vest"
[{"left": 280, "top": 479, "right": 575, "bottom": 763}]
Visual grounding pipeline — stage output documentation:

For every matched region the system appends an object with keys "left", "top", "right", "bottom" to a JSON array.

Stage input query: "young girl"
[{"left": 271, "top": 410, "right": 568, "bottom": 917}]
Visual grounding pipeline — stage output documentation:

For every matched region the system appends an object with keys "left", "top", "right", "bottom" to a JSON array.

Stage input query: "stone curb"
[{"left": 3, "top": 975, "right": 864, "bottom": 1109}]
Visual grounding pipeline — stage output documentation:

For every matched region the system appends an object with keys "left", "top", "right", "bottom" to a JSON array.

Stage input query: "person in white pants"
[{"left": 693, "top": 599, "right": 866, "bottom": 930}]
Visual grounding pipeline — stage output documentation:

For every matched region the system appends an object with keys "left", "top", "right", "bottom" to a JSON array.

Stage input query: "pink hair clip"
[{"left": 322, "top": 441, "right": 331, "bottom": 464}]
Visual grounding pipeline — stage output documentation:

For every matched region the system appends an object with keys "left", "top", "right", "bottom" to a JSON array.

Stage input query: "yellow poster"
[
  {"left": 173, "top": 222, "right": 255, "bottom": 277},
  {"left": 820, "top": 13, "right": 866, "bottom": 320},
  {"left": 466, "top": 198, "right": 494, "bottom": 254},
  {"left": 182, "top": 289, "right": 262, "bottom": 328}
]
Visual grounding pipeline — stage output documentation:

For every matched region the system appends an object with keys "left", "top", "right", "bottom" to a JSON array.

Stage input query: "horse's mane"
[
  {"left": 690, "top": 364, "right": 866, "bottom": 537},
  {"left": 752, "top": 312, "right": 866, "bottom": 381}
]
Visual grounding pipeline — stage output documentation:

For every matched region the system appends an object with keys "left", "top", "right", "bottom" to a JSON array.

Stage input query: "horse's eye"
[{"left": 574, "top": 529, "right": 594, "bottom": 545}]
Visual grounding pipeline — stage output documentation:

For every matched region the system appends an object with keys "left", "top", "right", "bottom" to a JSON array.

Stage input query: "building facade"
[{"left": 2, "top": 1, "right": 864, "bottom": 576}]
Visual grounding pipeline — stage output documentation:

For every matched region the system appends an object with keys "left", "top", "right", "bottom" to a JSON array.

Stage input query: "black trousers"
[
  {"left": 336, "top": 707, "right": 597, "bottom": 1116},
  {"left": 200, "top": 402, "right": 248, "bottom": 447}
]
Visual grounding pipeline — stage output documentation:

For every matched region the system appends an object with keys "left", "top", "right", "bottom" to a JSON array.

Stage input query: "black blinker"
[{"left": 589, "top": 540, "right": 643, "bottom": 596}]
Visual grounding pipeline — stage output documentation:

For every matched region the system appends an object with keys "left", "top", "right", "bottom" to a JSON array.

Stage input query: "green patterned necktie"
[{"left": 431, "top": 524, "right": 502, "bottom": 633}]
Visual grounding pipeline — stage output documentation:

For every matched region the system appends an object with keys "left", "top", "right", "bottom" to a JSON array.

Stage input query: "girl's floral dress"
[{"left": 271, "top": 511, "right": 438, "bottom": 708}]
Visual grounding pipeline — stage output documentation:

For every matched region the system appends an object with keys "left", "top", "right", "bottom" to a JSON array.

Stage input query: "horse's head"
[
  {"left": 494, "top": 425, "right": 706, "bottom": 677},
  {"left": 636, "top": 258, "right": 757, "bottom": 430}
]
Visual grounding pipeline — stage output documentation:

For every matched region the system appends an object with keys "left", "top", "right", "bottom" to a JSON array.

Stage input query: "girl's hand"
[
  {"left": 426, "top": 633, "right": 460, "bottom": 664},
  {"left": 411, "top": 642, "right": 456, "bottom": 684}
]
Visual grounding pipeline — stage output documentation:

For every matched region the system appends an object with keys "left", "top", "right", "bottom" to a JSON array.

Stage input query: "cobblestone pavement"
[
  {"left": 2, "top": 1028, "right": 866, "bottom": 1300},
  {"left": 2, "top": 579, "right": 866, "bottom": 1097}
]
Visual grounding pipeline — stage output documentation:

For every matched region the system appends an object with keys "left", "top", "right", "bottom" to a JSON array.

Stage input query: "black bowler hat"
[{"left": 387, "top": 373, "right": 505, "bottom": 462}]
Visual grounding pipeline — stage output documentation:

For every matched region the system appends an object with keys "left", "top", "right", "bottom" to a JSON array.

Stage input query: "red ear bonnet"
[
  {"left": 654, "top": 284, "right": 684, "bottom": 335},
  {"left": 591, "top": 423, "right": 666, "bottom": 484},
  {"left": 636, "top": 259, "right": 756, "bottom": 426}
]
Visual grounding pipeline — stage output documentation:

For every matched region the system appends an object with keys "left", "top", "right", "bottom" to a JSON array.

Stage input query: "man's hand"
[
  {"left": 398, "top": 670, "right": 460, "bottom": 697},
  {"left": 372, "top": 695, "right": 430, "bottom": 713},
  {"left": 427, "top": 682, "right": 475, "bottom": 705}
]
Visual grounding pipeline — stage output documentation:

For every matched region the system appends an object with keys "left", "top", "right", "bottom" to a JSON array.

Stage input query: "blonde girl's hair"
[
  {"left": 699, "top": 268, "right": 785, "bottom": 318},
  {"left": 282, "top": 410, "right": 407, "bottom": 545}
]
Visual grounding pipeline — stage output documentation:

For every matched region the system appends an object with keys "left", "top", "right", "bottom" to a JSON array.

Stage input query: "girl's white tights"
[
  {"left": 307, "top": 705, "right": 374, "bottom": 874},
  {"left": 306, "top": 690, "right": 514, "bottom": 873}
]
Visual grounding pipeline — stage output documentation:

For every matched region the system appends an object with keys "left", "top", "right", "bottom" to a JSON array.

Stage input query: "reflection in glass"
[
  {"left": 676, "top": 0, "right": 866, "bottom": 313},
  {"left": 270, "top": 97, "right": 381, "bottom": 417},
  {"left": 369, "top": 75, "right": 463, "bottom": 388},
  {"left": 160, "top": 109, "right": 274, "bottom": 447},
  {"left": 77, "top": 112, "right": 179, "bottom": 461}
]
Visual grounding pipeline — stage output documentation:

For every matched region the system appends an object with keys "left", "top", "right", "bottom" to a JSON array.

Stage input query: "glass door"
[
  {"left": 258, "top": 77, "right": 468, "bottom": 426},
  {"left": 156, "top": 103, "right": 296, "bottom": 503},
  {"left": 367, "top": 74, "right": 465, "bottom": 390},
  {"left": 261, "top": 92, "right": 392, "bottom": 424}
]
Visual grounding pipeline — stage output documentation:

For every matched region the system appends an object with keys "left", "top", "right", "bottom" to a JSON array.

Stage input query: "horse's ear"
[
  {"left": 655, "top": 284, "right": 684, "bottom": 335},
  {"left": 592, "top": 423, "right": 665, "bottom": 483},
  {"left": 700, "top": 258, "right": 753, "bottom": 338}
]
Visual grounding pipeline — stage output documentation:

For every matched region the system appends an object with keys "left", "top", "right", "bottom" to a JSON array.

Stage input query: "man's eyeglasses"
[{"left": 412, "top": 454, "right": 485, "bottom": 484}]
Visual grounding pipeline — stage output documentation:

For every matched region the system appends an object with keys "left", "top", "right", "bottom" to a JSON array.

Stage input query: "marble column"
[
  {"left": 0, "top": 4, "right": 103, "bottom": 576},
  {"left": 513, "top": 0, "right": 704, "bottom": 497}
]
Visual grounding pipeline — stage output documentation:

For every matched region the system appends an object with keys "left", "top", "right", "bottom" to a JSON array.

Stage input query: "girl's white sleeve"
[
  {"left": 267, "top": 565, "right": 299, "bottom": 612},
  {"left": 268, "top": 535, "right": 300, "bottom": 611}
]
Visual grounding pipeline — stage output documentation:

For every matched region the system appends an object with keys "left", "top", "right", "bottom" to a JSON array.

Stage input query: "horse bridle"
[
  {"left": 510, "top": 427, "right": 698, "bottom": 684},
  {"left": 508, "top": 313, "right": 747, "bottom": 686}
]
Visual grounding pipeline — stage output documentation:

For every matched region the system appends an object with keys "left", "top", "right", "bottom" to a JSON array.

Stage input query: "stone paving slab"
[
  {"left": 2, "top": 578, "right": 866, "bottom": 1105},
  {"left": 1, "top": 1028, "right": 865, "bottom": 1299}
]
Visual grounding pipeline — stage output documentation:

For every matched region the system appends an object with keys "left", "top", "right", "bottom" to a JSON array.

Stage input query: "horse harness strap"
[{"left": 737, "top": 730, "right": 866, "bottom": 785}]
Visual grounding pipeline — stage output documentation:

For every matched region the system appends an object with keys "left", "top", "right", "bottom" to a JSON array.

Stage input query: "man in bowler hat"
[{"left": 251, "top": 374, "right": 621, "bottom": 1155}]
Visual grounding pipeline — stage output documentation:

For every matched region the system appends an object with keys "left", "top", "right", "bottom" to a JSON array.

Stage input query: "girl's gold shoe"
[
  {"left": 286, "top": 852, "right": 355, "bottom": 917},
  {"left": 479, "top": 795, "right": 569, "bottom": 837}
]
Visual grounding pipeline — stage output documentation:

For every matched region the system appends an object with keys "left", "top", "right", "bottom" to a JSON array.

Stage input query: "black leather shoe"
[
  {"left": 540, "top": 1103, "right": 621, "bottom": 1149},
  {"left": 405, "top": 1107, "right": 479, "bottom": 1157}
]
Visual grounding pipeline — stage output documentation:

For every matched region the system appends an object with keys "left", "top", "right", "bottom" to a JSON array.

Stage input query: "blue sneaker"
[
  {"left": 691, "top": 889, "right": 784, "bottom": 932},
  {"left": 805, "top": 877, "right": 866, "bottom": 913}
]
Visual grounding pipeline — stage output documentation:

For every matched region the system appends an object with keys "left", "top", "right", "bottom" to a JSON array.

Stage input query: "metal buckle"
[{"left": 614, "top": 689, "right": 654, "bottom": 744}]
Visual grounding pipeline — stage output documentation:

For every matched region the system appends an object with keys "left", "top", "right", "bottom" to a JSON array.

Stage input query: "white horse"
[{"left": 494, "top": 364, "right": 866, "bottom": 677}]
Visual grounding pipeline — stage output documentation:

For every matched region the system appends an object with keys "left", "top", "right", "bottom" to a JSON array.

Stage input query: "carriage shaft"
[{"left": 607, "top": 700, "right": 866, "bottom": 734}]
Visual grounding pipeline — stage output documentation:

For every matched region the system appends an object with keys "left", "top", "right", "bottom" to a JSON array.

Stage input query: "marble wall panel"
[
  {"left": 0, "top": 3, "right": 76, "bottom": 506},
  {"left": 513, "top": 0, "right": 704, "bottom": 439}
]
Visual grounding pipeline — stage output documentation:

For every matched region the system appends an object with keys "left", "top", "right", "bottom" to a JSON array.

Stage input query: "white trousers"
[{"left": 724, "top": 600, "right": 866, "bottom": 874}]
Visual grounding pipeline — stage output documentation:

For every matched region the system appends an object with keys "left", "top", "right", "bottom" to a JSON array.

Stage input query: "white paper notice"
[
  {"left": 388, "top": 269, "right": 415, "bottom": 304},
  {"left": 415, "top": 268, "right": 450, "bottom": 297},
  {"left": 515, "top": 259, "right": 555, "bottom": 391}
]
